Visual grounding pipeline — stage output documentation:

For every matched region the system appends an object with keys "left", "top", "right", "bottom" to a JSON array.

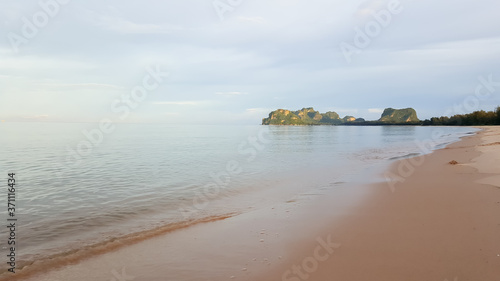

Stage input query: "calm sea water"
[{"left": 0, "top": 123, "right": 477, "bottom": 268}]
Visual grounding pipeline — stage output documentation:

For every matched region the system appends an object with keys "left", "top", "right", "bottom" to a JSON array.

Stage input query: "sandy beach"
[
  {"left": 12, "top": 127, "right": 500, "bottom": 281},
  {"left": 260, "top": 127, "right": 500, "bottom": 281}
]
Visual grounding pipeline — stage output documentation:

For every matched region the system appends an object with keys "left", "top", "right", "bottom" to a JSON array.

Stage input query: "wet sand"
[
  {"left": 261, "top": 126, "right": 500, "bottom": 281},
  {"left": 12, "top": 127, "right": 500, "bottom": 281}
]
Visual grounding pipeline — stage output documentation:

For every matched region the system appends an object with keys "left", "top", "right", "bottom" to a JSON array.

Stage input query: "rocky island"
[{"left": 262, "top": 107, "right": 419, "bottom": 125}]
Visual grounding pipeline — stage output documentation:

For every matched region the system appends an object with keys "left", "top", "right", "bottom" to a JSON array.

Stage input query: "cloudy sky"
[{"left": 0, "top": 0, "right": 499, "bottom": 124}]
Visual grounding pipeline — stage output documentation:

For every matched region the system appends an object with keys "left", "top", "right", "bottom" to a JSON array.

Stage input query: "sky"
[{"left": 0, "top": 0, "right": 499, "bottom": 124}]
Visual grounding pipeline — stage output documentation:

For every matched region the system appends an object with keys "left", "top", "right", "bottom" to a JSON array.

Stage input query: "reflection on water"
[
  {"left": 0, "top": 122, "right": 476, "bottom": 270},
  {"left": 381, "top": 125, "right": 416, "bottom": 136}
]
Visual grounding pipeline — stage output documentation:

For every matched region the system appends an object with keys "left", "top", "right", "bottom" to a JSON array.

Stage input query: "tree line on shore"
[{"left": 423, "top": 106, "right": 500, "bottom": 126}]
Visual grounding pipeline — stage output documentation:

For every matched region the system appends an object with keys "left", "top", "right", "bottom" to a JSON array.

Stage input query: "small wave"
[
  {"left": 0, "top": 213, "right": 237, "bottom": 281},
  {"left": 434, "top": 141, "right": 453, "bottom": 150},
  {"left": 388, "top": 153, "right": 421, "bottom": 161}
]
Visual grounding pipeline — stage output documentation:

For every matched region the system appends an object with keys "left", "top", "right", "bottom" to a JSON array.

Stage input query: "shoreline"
[
  {"left": 261, "top": 126, "right": 500, "bottom": 281},
  {"left": 9, "top": 127, "right": 500, "bottom": 281}
]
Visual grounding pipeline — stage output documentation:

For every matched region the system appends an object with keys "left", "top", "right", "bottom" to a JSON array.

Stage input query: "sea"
[{"left": 0, "top": 123, "right": 477, "bottom": 274}]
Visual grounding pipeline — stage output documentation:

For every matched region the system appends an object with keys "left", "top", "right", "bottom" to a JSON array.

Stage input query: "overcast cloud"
[{"left": 1, "top": 0, "right": 499, "bottom": 124}]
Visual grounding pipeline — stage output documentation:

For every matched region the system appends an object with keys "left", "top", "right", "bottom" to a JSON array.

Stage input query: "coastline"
[
  {"left": 10, "top": 127, "right": 500, "bottom": 281},
  {"left": 261, "top": 126, "right": 500, "bottom": 281}
]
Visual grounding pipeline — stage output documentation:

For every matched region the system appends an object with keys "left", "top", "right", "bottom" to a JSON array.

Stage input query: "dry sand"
[
  {"left": 16, "top": 127, "right": 500, "bottom": 281},
  {"left": 261, "top": 127, "right": 500, "bottom": 281}
]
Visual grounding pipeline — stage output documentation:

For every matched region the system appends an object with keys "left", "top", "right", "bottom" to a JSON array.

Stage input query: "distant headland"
[
  {"left": 262, "top": 107, "right": 500, "bottom": 126},
  {"left": 262, "top": 107, "right": 419, "bottom": 126}
]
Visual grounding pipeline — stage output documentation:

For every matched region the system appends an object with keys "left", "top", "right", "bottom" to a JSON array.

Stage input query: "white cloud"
[
  {"left": 152, "top": 101, "right": 202, "bottom": 105},
  {"left": 355, "top": 0, "right": 387, "bottom": 15},
  {"left": 368, "top": 108, "right": 384, "bottom": 113},
  {"left": 83, "top": 9, "right": 184, "bottom": 34},
  {"left": 216, "top": 92, "right": 247, "bottom": 96},
  {"left": 102, "top": 18, "right": 181, "bottom": 34},
  {"left": 246, "top": 108, "right": 272, "bottom": 113},
  {"left": 0, "top": 56, "right": 97, "bottom": 71},
  {"left": 237, "top": 16, "right": 266, "bottom": 24},
  {"left": 22, "top": 114, "right": 50, "bottom": 120},
  {"left": 1, "top": 0, "right": 499, "bottom": 124},
  {"left": 0, "top": 47, "right": 13, "bottom": 55},
  {"left": 392, "top": 37, "right": 500, "bottom": 66},
  {"left": 35, "top": 82, "right": 124, "bottom": 91}
]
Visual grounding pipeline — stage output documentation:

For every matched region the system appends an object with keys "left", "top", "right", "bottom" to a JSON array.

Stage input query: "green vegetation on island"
[
  {"left": 262, "top": 107, "right": 416, "bottom": 125},
  {"left": 379, "top": 108, "right": 419, "bottom": 123},
  {"left": 262, "top": 106, "right": 500, "bottom": 126},
  {"left": 262, "top": 107, "right": 367, "bottom": 125}
]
